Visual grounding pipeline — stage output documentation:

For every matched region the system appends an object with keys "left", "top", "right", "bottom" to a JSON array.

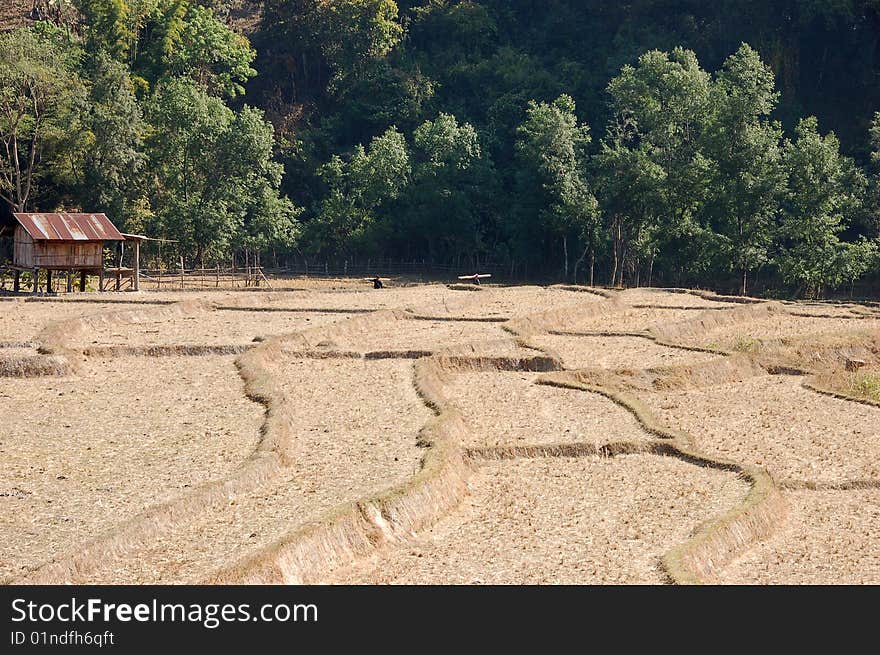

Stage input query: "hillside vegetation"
[{"left": 1, "top": 1, "right": 879, "bottom": 296}]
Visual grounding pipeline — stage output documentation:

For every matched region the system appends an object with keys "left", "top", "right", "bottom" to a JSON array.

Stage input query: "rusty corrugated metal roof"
[{"left": 12, "top": 213, "right": 124, "bottom": 241}]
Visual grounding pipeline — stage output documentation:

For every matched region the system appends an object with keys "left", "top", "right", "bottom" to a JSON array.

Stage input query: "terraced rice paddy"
[{"left": 2, "top": 280, "right": 877, "bottom": 584}]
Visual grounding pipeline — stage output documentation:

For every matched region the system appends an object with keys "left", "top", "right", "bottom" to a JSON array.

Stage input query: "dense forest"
[{"left": 2, "top": 0, "right": 880, "bottom": 296}]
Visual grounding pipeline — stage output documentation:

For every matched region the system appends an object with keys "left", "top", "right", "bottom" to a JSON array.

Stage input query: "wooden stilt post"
[
  {"left": 115, "top": 241, "right": 122, "bottom": 291},
  {"left": 66, "top": 269, "right": 73, "bottom": 293},
  {"left": 13, "top": 270, "right": 20, "bottom": 293},
  {"left": 32, "top": 268, "right": 38, "bottom": 295},
  {"left": 81, "top": 271, "right": 87, "bottom": 292},
  {"left": 99, "top": 268, "right": 105, "bottom": 292},
  {"left": 46, "top": 270, "right": 52, "bottom": 294},
  {"left": 133, "top": 239, "right": 140, "bottom": 291}
]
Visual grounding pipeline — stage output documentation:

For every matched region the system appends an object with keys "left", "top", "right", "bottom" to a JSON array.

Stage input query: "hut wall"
[
  {"left": 13, "top": 225, "right": 103, "bottom": 269},
  {"left": 13, "top": 225, "right": 34, "bottom": 268},
  {"left": 34, "top": 242, "right": 103, "bottom": 269}
]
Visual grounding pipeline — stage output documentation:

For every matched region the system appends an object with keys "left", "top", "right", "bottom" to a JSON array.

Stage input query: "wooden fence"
[
  {"left": 138, "top": 259, "right": 510, "bottom": 290},
  {"left": 140, "top": 265, "right": 273, "bottom": 290}
]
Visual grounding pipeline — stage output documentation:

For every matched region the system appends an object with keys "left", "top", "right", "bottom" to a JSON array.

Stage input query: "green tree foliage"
[
  {"left": 306, "top": 126, "right": 410, "bottom": 257},
  {"left": 76, "top": 0, "right": 255, "bottom": 97},
  {"left": 606, "top": 47, "right": 715, "bottom": 282},
  {"left": 871, "top": 112, "right": 880, "bottom": 167},
  {"left": 145, "top": 78, "right": 298, "bottom": 262},
  {"left": 261, "top": 0, "right": 402, "bottom": 94},
  {"left": 0, "top": 12, "right": 295, "bottom": 268},
  {"left": 399, "top": 113, "right": 494, "bottom": 264},
  {"left": 515, "top": 95, "right": 598, "bottom": 280},
  {"left": 593, "top": 115, "right": 665, "bottom": 287},
  {"left": 164, "top": 4, "right": 256, "bottom": 97},
  {"left": 3, "top": 3, "right": 880, "bottom": 296},
  {"left": 70, "top": 54, "right": 147, "bottom": 230},
  {"left": 777, "top": 117, "right": 872, "bottom": 297},
  {"left": 705, "top": 43, "right": 785, "bottom": 294},
  {"left": 0, "top": 24, "right": 84, "bottom": 211},
  {"left": 319, "top": 0, "right": 403, "bottom": 87},
  {"left": 868, "top": 112, "right": 880, "bottom": 236},
  {"left": 75, "top": 0, "right": 133, "bottom": 60}
]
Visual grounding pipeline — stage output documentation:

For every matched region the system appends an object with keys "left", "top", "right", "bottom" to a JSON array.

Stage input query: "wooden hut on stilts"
[{"left": 0, "top": 212, "right": 141, "bottom": 293}]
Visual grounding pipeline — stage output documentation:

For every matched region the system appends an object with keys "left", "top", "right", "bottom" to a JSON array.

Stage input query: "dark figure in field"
[{"left": 372, "top": 277, "right": 384, "bottom": 289}]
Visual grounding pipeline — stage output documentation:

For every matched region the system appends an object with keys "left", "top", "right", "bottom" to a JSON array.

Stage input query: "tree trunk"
[
  {"left": 617, "top": 246, "right": 627, "bottom": 287},
  {"left": 741, "top": 267, "right": 748, "bottom": 297},
  {"left": 610, "top": 216, "right": 620, "bottom": 286},
  {"left": 572, "top": 242, "right": 590, "bottom": 285},
  {"left": 562, "top": 235, "right": 568, "bottom": 280},
  {"left": 589, "top": 251, "right": 595, "bottom": 287}
]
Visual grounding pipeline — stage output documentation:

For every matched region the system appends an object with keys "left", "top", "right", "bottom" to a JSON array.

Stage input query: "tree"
[
  {"left": 593, "top": 115, "right": 665, "bottom": 287},
  {"left": 0, "top": 25, "right": 85, "bottom": 212},
  {"left": 515, "top": 94, "right": 599, "bottom": 280},
  {"left": 70, "top": 54, "right": 147, "bottom": 230},
  {"left": 145, "top": 78, "right": 297, "bottom": 263},
  {"left": 869, "top": 112, "right": 880, "bottom": 237},
  {"left": 259, "top": 0, "right": 403, "bottom": 99},
  {"left": 319, "top": 0, "right": 403, "bottom": 88},
  {"left": 399, "top": 113, "right": 494, "bottom": 265},
  {"left": 75, "top": 0, "right": 133, "bottom": 60},
  {"left": 606, "top": 48, "right": 716, "bottom": 284},
  {"left": 307, "top": 126, "right": 410, "bottom": 257},
  {"left": 164, "top": 4, "right": 256, "bottom": 98},
  {"left": 777, "top": 117, "right": 870, "bottom": 298},
  {"left": 871, "top": 112, "right": 880, "bottom": 167},
  {"left": 705, "top": 43, "right": 785, "bottom": 295}
]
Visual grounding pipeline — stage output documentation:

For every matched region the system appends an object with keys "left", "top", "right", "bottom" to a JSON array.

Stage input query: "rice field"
[{"left": 1, "top": 279, "right": 878, "bottom": 584}]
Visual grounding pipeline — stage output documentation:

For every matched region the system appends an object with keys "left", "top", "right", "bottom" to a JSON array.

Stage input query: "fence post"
[{"left": 179, "top": 256, "right": 184, "bottom": 290}]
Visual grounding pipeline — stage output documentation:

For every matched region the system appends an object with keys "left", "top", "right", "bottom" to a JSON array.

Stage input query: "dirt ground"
[
  {"left": 445, "top": 371, "right": 652, "bottom": 448},
  {"left": 2, "top": 281, "right": 878, "bottom": 584},
  {"left": 719, "top": 489, "right": 880, "bottom": 584},
  {"left": 72, "top": 308, "right": 348, "bottom": 349},
  {"left": 0, "top": 355, "right": 261, "bottom": 580},
  {"left": 87, "top": 357, "right": 430, "bottom": 584},
  {"left": 326, "top": 454, "right": 748, "bottom": 584},
  {"left": 533, "top": 334, "right": 718, "bottom": 369},
  {"left": 555, "top": 306, "right": 706, "bottom": 334},
  {"left": 645, "top": 374, "right": 880, "bottom": 484},
  {"left": 691, "top": 314, "right": 880, "bottom": 351}
]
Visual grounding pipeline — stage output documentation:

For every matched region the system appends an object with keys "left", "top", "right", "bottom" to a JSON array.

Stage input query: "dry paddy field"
[{"left": 1, "top": 280, "right": 878, "bottom": 584}]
